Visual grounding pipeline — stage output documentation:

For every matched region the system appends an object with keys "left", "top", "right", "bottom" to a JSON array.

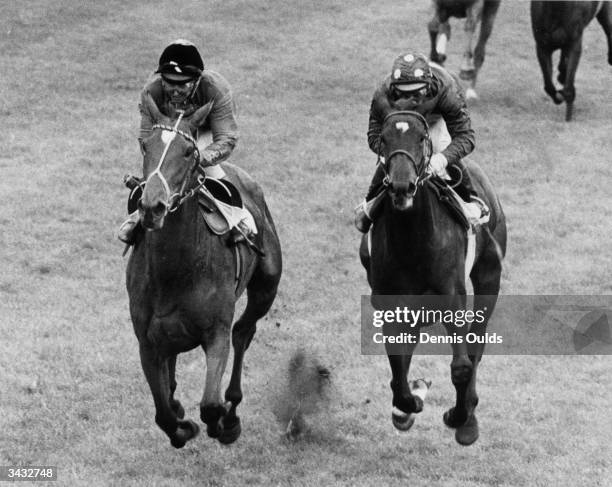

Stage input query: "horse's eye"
[
  {"left": 185, "top": 146, "right": 194, "bottom": 157},
  {"left": 140, "top": 141, "right": 146, "bottom": 156}
]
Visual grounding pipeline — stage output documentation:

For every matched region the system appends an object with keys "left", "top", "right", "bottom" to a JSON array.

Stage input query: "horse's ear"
[
  {"left": 144, "top": 93, "right": 164, "bottom": 123},
  {"left": 190, "top": 101, "right": 214, "bottom": 128}
]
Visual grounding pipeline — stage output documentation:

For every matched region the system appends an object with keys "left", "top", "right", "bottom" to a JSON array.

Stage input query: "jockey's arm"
[
  {"left": 437, "top": 82, "right": 475, "bottom": 165},
  {"left": 197, "top": 90, "right": 238, "bottom": 167},
  {"left": 138, "top": 90, "right": 155, "bottom": 146},
  {"left": 367, "top": 94, "right": 384, "bottom": 155}
]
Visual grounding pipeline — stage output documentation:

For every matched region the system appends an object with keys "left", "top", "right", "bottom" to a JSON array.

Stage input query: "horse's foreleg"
[
  {"left": 473, "top": 0, "right": 500, "bottom": 72},
  {"left": 200, "top": 323, "right": 231, "bottom": 440},
  {"left": 596, "top": 2, "right": 612, "bottom": 64},
  {"left": 428, "top": 14, "right": 451, "bottom": 64},
  {"left": 560, "top": 39, "right": 583, "bottom": 121},
  {"left": 441, "top": 294, "right": 474, "bottom": 442},
  {"left": 139, "top": 344, "right": 199, "bottom": 448},
  {"left": 460, "top": 0, "right": 484, "bottom": 81},
  {"left": 168, "top": 355, "right": 184, "bottom": 419},
  {"left": 535, "top": 45, "right": 563, "bottom": 105},
  {"left": 450, "top": 245, "right": 503, "bottom": 446},
  {"left": 385, "top": 329, "right": 421, "bottom": 431}
]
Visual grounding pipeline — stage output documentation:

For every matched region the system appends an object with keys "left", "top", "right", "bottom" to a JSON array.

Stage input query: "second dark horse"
[
  {"left": 531, "top": 1, "right": 612, "bottom": 121},
  {"left": 359, "top": 111, "right": 507, "bottom": 445}
]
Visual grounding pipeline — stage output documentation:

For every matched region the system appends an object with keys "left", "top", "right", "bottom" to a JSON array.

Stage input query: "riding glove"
[{"left": 428, "top": 153, "right": 448, "bottom": 177}]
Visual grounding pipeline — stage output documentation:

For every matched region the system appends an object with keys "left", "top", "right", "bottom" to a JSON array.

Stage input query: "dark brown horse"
[
  {"left": 359, "top": 111, "right": 506, "bottom": 445},
  {"left": 428, "top": 0, "right": 502, "bottom": 100},
  {"left": 531, "top": 1, "right": 612, "bottom": 121},
  {"left": 126, "top": 95, "right": 282, "bottom": 448}
]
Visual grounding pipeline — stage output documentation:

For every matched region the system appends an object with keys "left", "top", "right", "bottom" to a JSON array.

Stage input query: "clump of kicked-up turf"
[{"left": 272, "top": 347, "right": 332, "bottom": 439}]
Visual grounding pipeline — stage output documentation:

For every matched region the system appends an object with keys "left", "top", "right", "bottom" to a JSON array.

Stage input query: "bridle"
[
  {"left": 377, "top": 110, "right": 433, "bottom": 197},
  {"left": 145, "top": 111, "right": 206, "bottom": 213}
]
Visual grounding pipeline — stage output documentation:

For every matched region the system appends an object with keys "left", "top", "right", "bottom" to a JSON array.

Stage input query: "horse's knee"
[
  {"left": 428, "top": 17, "right": 441, "bottom": 33},
  {"left": 451, "top": 358, "right": 473, "bottom": 385}
]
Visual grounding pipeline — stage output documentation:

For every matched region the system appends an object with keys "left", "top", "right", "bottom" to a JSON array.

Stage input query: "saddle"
[
  {"left": 196, "top": 177, "right": 257, "bottom": 239},
  {"left": 125, "top": 174, "right": 258, "bottom": 244}
]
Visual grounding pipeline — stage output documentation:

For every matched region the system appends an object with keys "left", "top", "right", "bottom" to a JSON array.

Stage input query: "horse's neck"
[
  {"left": 145, "top": 200, "right": 203, "bottom": 279},
  {"left": 386, "top": 187, "right": 444, "bottom": 251}
]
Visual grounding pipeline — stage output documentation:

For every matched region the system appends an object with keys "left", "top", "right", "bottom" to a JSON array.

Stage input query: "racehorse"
[
  {"left": 531, "top": 1, "right": 612, "bottom": 121},
  {"left": 126, "top": 94, "right": 282, "bottom": 448},
  {"left": 428, "top": 0, "right": 502, "bottom": 100},
  {"left": 359, "top": 111, "right": 506, "bottom": 445}
]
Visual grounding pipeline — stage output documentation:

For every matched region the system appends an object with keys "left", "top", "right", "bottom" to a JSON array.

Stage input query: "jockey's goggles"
[{"left": 161, "top": 74, "right": 196, "bottom": 86}]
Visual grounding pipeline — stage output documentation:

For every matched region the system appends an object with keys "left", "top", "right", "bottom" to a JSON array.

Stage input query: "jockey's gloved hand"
[
  {"left": 199, "top": 149, "right": 219, "bottom": 167},
  {"left": 428, "top": 153, "right": 448, "bottom": 177}
]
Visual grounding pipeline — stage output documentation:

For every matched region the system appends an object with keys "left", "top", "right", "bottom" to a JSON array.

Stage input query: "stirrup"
[
  {"left": 468, "top": 196, "right": 490, "bottom": 225},
  {"left": 117, "top": 212, "right": 141, "bottom": 245},
  {"left": 354, "top": 201, "right": 372, "bottom": 233}
]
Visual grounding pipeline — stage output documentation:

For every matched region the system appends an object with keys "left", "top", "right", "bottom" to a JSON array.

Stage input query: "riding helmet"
[
  {"left": 156, "top": 39, "right": 204, "bottom": 78},
  {"left": 390, "top": 52, "right": 433, "bottom": 92}
]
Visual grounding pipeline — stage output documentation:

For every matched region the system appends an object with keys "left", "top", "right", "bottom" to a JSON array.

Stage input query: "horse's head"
[
  {"left": 138, "top": 95, "right": 212, "bottom": 230},
  {"left": 379, "top": 111, "right": 432, "bottom": 211}
]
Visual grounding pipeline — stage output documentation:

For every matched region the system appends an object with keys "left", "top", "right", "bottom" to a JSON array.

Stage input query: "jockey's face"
[{"left": 161, "top": 76, "right": 196, "bottom": 104}]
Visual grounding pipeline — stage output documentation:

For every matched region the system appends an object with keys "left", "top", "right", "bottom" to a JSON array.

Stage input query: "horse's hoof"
[
  {"left": 392, "top": 407, "right": 415, "bottom": 431},
  {"left": 218, "top": 416, "right": 242, "bottom": 445},
  {"left": 170, "top": 419, "right": 200, "bottom": 449},
  {"left": 465, "top": 88, "right": 478, "bottom": 101},
  {"left": 443, "top": 407, "right": 467, "bottom": 429},
  {"left": 206, "top": 419, "right": 222, "bottom": 439},
  {"left": 455, "top": 414, "right": 479, "bottom": 446},
  {"left": 553, "top": 91, "right": 565, "bottom": 104},
  {"left": 431, "top": 52, "right": 446, "bottom": 65}
]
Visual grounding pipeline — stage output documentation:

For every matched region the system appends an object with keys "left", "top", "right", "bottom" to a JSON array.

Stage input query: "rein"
[
  {"left": 145, "top": 112, "right": 203, "bottom": 213},
  {"left": 377, "top": 110, "right": 433, "bottom": 195}
]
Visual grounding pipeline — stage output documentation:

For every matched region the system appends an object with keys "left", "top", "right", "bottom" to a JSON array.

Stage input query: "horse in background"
[
  {"left": 359, "top": 111, "right": 506, "bottom": 445},
  {"left": 126, "top": 94, "right": 282, "bottom": 448},
  {"left": 428, "top": 0, "right": 502, "bottom": 100},
  {"left": 531, "top": 1, "right": 612, "bottom": 121}
]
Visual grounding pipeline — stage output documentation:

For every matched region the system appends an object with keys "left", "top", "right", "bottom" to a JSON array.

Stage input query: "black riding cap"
[{"left": 156, "top": 40, "right": 204, "bottom": 78}]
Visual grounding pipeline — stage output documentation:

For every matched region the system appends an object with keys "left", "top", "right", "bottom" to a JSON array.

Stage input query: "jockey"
[
  {"left": 118, "top": 39, "right": 239, "bottom": 244},
  {"left": 354, "top": 51, "right": 490, "bottom": 233}
]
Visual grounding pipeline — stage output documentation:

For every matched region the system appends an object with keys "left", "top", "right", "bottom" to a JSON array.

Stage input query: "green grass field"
[{"left": 1, "top": 1, "right": 611, "bottom": 485}]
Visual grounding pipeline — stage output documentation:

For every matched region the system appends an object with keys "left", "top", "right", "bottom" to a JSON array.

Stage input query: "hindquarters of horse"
[
  {"left": 531, "top": 1, "right": 600, "bottom": 48},
  {"left": 220, "top": 162, "right": 282, "bottom": 256},
  {"left": 217, "top": 163, "right": 283, "bottom": 298}
]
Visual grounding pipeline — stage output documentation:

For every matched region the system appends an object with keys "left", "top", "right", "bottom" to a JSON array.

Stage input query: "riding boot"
[
  {"left": 451, "top": 160, "right": 490, "bottom": 224},
  {"left": 117, "top": 210, "right": 143, "bottom": 245},
  {"left": 355, "top": 164, "right": 387, "bottom": 233}
]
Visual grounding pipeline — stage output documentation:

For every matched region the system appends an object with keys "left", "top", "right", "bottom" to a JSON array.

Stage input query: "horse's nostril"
[
  {"left": 407, "top": 183, "right": 416, "bottom": 194},
  {"left": 152, "top": 202, "right": 167, "bottom": 216}
]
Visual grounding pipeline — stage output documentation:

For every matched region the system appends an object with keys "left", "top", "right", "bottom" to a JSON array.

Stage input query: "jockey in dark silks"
[
  {"left": 118, "top": 39, "right": 240, "bottom": 244},
  {"left": 354, "top": 52, "right": 490, "bottom": 233}
]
